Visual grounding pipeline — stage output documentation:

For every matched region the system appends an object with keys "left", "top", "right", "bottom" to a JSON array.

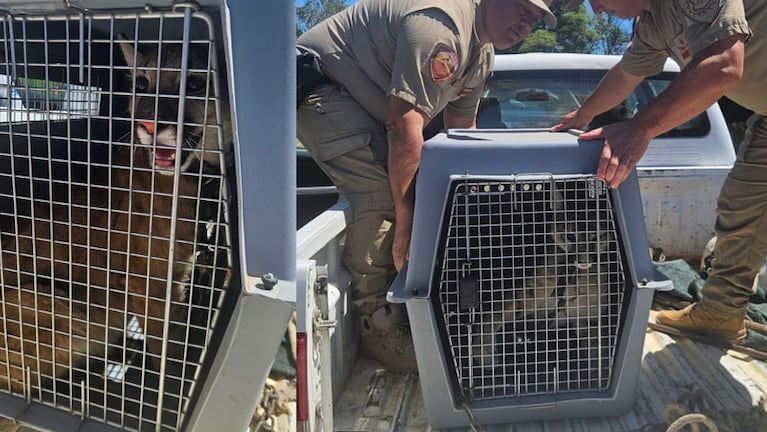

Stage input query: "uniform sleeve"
[
  {"left": 682, "top": 0, "right": 752, "bottom": 56},
  {"left": 621, "top": 16, "right": 668, "bottom": 77},
  {"left": 445, "top": 47, "right": 494, "bottom": 119},
  {"left": 388, "top": 9, "right": 461, "bottom": 118},
  {"left": 444, "top": 86, "right": 481, "bottom": 118}
]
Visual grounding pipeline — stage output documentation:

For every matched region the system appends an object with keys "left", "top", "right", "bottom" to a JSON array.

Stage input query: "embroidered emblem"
[
  {"left": 673, "top": 32, "right": 692, "bottom": 61},
  {"left": 677, "top": 0, "right": 724, "bottom": 24},
  {"left": 429, "top": 43, "right": 459, "bottom": 82}
]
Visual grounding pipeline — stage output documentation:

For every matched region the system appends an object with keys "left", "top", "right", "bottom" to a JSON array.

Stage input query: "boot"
[
  {"left": 359, "top": 304, "right": 418, "bottom": 370},
  {"left": 655, "top": 301, "right": 747, "bottom": 346}
]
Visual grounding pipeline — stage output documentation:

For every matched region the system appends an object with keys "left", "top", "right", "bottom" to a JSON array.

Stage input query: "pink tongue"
[{"left": 155, "top": 147, "right": 176, "bottom": 167}]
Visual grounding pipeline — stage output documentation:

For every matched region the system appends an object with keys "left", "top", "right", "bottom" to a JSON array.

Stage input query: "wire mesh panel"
[
  {"left": 434, "top": 175, "right": 626, "bottom": 401},
  {"left": 0, "top": 6, "right": 233, "bottom": 431}
]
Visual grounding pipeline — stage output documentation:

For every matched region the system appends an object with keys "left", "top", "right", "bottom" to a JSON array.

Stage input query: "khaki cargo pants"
[
  {"left": 297, "top": 84, "right": 397, "bottom": 314},
  {"left": 704, "top": 114, "right": 767, "bottom": 313}
]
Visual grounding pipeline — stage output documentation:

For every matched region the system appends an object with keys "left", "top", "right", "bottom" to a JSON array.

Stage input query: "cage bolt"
[{"left": 261, "top": 273, "right": 278, "bottom": 290}]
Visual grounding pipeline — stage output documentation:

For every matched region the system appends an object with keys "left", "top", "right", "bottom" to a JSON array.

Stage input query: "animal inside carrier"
[
  {"left": 389, "top": 129, "right": 671, "bottom": 429},
  {"left": 0, "top": 1, "right": 294, "bottom": 431}
]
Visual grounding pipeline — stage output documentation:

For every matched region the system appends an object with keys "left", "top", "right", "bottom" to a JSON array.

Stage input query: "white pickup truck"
[{"left": 296, "top": 53, "right": 767, "bottom": 432}]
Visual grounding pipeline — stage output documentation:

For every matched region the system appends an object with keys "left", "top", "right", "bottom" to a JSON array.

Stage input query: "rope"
[
  {"left": 642, "top": 390, "right": 767, "bottom": 432},
  {"left": 460, "top": 401, "right": 485, "bottom": 432},
  {"left": 251, "top": 383, "right": 280, "bottom": 432},
  {"left": 666, "top": 413, "right": 718, "bottom": 432}
]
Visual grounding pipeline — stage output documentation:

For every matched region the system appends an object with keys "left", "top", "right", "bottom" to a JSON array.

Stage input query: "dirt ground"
[{"left": 0, "top": 417, "right": 40, "bottom": 432}]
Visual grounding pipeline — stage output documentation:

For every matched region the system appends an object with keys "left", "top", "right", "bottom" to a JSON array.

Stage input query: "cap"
[{"left": 527, "top": 0, "right": 557, "bottom": 28}]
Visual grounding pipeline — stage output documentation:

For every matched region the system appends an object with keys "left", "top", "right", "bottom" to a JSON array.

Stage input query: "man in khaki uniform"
[
  {"left": 297, "top": 0, "right": 556, "bottom": 369},
  {"left": 553, "top": 0, "right": 767, "bottom": 345}
]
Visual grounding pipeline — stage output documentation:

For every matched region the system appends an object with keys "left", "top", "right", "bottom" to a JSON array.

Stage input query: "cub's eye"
[
  {"left": 566, "top": 233, "right": 577, "bottom": 243},
  {"left": 186, "top": 75, "right": 206, "bottom": 93},
  {"left": 134, "top": 76, "right": 149, "bottom": 93}
]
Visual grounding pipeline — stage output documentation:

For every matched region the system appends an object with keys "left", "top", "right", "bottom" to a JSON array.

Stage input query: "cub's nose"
[{"left": 139, "top": 121, "right": 155, "bottom": 135}]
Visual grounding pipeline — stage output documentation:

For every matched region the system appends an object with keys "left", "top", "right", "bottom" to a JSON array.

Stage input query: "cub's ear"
[
  {"left": 117, "top": 33, "right": 144, "bottom": 68},
  {"left": 550, "top": 186, "right": 565, "bottom": 212}
]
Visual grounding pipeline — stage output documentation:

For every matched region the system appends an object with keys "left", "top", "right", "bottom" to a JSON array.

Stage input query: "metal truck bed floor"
[{"left": 334, "top": 311, "right": 767, "bottom": 432}]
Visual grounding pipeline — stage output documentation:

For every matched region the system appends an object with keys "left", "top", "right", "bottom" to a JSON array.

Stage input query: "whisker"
[{"left": 116, "top": 131, "right": 133, "bottom": 143}]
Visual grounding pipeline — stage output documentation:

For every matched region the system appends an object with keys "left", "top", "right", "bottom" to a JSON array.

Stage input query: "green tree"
[
  {"left": 556, "top": 4, "right": 599, "bottom": 53},
  {"left": 512, "top": 3, "right": 598, "bottom": 53},
  {"left": 297, "top": 0, "right": 349, "bottom": 36},
  {"left": 510, "top": 1, "right": 629, "bottom": 55},
  {"left": 593, "top": 14, "right": 631, "bottom": 54},
  {"left": 518, "top": 29, "right": 559, "bottom": 53}
]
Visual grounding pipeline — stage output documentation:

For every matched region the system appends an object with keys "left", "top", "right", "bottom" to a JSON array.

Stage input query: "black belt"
[{"left": 296, "top": 51, "right": 331, "bottom": 108}]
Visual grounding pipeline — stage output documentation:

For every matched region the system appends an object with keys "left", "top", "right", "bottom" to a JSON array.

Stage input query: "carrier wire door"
[
  {"left": 0, "top": 7, "right": 234, "bottom": 431},
  {"left": 437, "top": 176, "right": 625, "bottom": 399}
]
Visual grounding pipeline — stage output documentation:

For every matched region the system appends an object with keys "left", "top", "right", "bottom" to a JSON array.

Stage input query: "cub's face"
[{"left": 118, "top": 36, "right": 229, "bottom": 173}]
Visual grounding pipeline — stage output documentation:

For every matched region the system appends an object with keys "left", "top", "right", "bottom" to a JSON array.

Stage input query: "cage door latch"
[{"left": 459, "top": 262, "right": 479, "bottom": 310}]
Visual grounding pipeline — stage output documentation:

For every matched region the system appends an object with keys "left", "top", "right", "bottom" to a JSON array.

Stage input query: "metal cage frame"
[{"left": 0, "top": 1, "right": 296, "bottom": 431}]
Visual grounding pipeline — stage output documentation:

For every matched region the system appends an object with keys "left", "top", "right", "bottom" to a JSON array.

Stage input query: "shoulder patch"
[
  {"left": 429, "top": 43, "right": 459, "bottom": 82},
  {"left": 677, "top": 0, "right": 724, "bottom": 24}
]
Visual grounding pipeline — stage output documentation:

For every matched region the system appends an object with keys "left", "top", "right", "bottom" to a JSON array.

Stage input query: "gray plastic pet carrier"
[
  {"left": 0, "top": 1, "right": 295, "bottom": 431},
  {"left": 389, "top": 129, "right": 671, "bottom": 429}
]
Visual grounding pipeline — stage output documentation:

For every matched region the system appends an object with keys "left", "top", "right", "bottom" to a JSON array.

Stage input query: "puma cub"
[
  {"left": 0, "top": 37, "right": 231, "bottom": 393},
  {"left": 472, "top": 187, "right": 615, "bottom": 368}
]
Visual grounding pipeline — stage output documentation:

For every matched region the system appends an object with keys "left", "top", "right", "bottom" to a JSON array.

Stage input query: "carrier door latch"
[{"left": 459, "top": 262, "right": 479, "bottom": 310}]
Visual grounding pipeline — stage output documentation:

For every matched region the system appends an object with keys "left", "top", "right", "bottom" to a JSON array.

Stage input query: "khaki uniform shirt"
[
  {"left": 621, "top": 0, "right": 767, "bottom": 115},
  {"left": 297, "top": 0, "right": 494, "bottom": 124}
]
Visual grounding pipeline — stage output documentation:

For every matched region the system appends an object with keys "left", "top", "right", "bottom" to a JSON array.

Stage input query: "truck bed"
[{"left": 333, "top": 311, "right": 767, "bottom": 431}]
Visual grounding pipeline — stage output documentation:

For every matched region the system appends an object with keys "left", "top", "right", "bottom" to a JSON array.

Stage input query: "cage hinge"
[
  {"left": 313, "top": 266, "right": 335, "bottom": 327},
  {"left": 63, "top": 0, "right": 89, "bottom": 13},
  {"left": 172, "top": 1, "right": 201, "bottom": 13}
]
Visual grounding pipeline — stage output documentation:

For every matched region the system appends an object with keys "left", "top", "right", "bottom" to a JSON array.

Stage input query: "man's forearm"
[
  {"left": 385, "top": 97, "right": 427, "bottom": 269},
  {"left": 631, "top": 35, "right": 745, "bottom": 139},
  {"left": 387, "top": 126, "right": 422, "bottom": 221},
  {"left": 580, "top": 62, "right": 643, "bottom": 118},
  {"left": 386, "top": 98, "right": 427, "bottom": 224}
]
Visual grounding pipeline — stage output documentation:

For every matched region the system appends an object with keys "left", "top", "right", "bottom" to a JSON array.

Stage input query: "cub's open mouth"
[{"left": 154, "top": 145, "right": 176, "bottom": 168}]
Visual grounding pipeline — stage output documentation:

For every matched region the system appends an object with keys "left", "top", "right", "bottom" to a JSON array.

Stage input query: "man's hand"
[
  {"left": 580, "top": 120, "right": 651, "bottom": 188},
  {"left": 392, "top": 208, "right": 413, "bottom": 271},
  {"left": 580, "top": 35, "right": 745, "bottom": 189},
  {"left": 551, "top": 108, "right": 593, "bottom": 132}
]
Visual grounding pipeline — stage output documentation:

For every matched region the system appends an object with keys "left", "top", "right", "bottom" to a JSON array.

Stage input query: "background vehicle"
[{"left": 296, "top": 54, "right": 766, "bottom": 431}]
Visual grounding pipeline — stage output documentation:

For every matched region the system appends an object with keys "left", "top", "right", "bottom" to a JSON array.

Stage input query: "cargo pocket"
[
  {"left": 311, "top": 132, "right": 372, "bottom": 162},
  {"left": 297, "top": 85, "right": 379, "bottom": 162}
]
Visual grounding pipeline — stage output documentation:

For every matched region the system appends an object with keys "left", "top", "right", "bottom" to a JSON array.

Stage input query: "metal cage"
[
  {"left": 0, "top": 5, "right": 237, "bottom": 431},
  {"left": 436, "top": 176, "right": 626, "bottom": 401},
  {"left": 389, "top": 130, "right": 670, "bottom": 429}
]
